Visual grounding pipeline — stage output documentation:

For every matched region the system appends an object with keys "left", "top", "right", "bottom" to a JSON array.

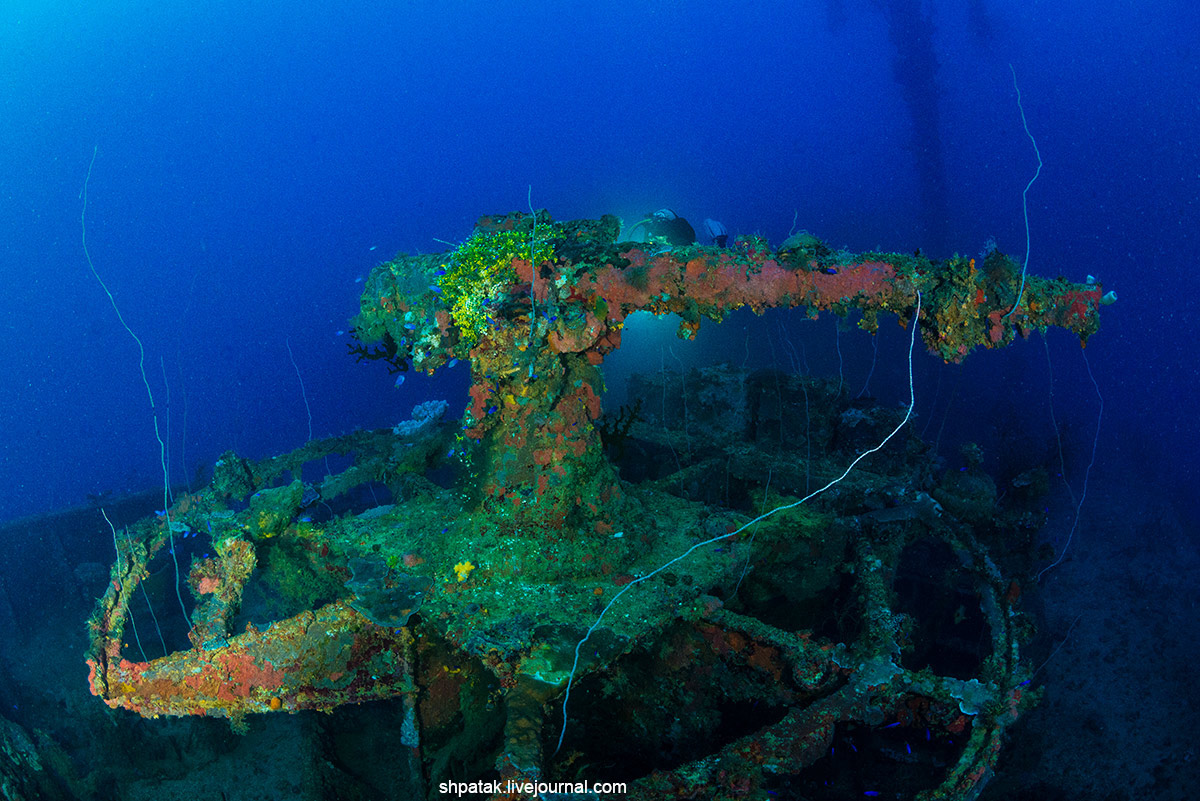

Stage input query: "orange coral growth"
[
  {"left": 214, "top": 651, "right": 286, "bottom": 698},
  {"left": 746, "top": 643, "right": 784, "bottom": 682}
]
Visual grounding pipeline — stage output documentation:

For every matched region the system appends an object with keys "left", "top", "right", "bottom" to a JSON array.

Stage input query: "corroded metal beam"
[{"left": 352, "top": 212, "right": 1104, "bottom": 528}]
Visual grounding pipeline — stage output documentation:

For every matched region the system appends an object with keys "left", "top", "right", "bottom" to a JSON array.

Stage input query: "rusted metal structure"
[{"left": 87, "top": 213, "right": 1105, "bottom": 799}]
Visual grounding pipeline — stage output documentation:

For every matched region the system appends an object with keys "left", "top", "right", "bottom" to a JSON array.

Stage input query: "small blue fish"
[
  {"left": 404, "top": 323, "right": 416, "bottom": 331},
  {"left": 336, "top": 330, "right": 345, "bottom": 336},
  {"left": 429, "top": 285, "right": 442, "bottom": 294},
  {"left": 394, "top": 374, "right": 405, "bottom": 388},
  {"left": 355, "top": 276, "right": 364, "bottom": 283},
  {"left": 448, "top": 358, "right": 458, "bottom": 368}
]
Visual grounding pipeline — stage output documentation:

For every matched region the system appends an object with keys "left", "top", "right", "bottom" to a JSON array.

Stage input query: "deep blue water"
[
  {"left": 2, "top": 1, "right": 1196, "bottom": 524},
  {"left": 0, "top": 0, "right": 1197, "bottom": 794},
  {"left": 0, "top": 1, "right": 1195, "bottom": 522}
]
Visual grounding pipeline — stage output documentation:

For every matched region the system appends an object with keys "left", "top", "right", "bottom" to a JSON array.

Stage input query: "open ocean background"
[
  {"left": 0, "top": 1, "right": 1197, "bottom": 797},
  {"left": 1, "top": 0, "right": 1196, "bottom": 522}
]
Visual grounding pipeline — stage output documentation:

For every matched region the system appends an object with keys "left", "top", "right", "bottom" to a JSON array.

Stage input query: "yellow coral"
[
  {"left": 437, "top": 227, "right": 553, "bottom": 348},
  {"left": 453, "top": 560, "right": 475, "bottom": 582}
]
